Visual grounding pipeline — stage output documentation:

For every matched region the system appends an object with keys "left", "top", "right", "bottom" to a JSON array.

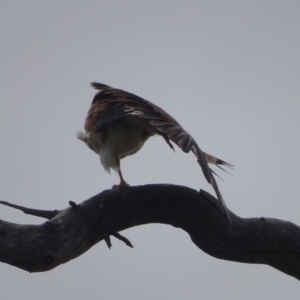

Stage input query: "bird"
[{"left": 77, "top": 82, "right": 234, "bottom": 222}]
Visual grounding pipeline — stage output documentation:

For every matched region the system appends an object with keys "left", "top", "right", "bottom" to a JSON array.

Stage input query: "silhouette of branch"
[{"left": 0, "top": 184, "right": 299, "bottom": 280}]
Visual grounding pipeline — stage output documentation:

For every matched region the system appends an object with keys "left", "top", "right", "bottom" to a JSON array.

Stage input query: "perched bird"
[{"left": 77, "top": 82, "right": 233, "bottom": 222}]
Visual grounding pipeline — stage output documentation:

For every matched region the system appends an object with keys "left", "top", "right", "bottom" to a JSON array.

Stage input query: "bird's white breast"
[{"left": 100, "top": 119, "right": 152, "bottom": 173}]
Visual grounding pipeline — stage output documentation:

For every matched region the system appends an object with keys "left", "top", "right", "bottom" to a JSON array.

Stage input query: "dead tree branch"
[{"left": 0, "top": 184, "right": 300, "bottom": 280}]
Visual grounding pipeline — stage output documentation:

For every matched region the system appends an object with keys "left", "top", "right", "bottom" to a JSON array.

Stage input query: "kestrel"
[{"left": 77, "top": 82, "right": 233, "bottom": 222}]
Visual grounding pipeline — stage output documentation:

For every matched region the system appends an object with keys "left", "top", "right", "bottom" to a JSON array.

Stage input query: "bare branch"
[
  {"left": 0, "top": 200, "right": 60, "bottom": 220},
  {"left": 0, "top": 184, "right": 299, "bottom": 281}
]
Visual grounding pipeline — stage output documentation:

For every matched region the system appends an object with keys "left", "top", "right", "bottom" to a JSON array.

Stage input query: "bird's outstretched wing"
[{"left": 85, "top": 82, "right": 233, "bottom": 223}]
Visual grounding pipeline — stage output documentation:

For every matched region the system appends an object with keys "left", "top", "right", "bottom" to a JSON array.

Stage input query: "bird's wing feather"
[
  {"left": 84, "top": 84, "right": 152, "bottom": 132},
  {"left": 94, "top": 102, "right": 144, "bottom": 130},
  {"left": 87, "top": 82, "right": 193, "bottom": 151}
]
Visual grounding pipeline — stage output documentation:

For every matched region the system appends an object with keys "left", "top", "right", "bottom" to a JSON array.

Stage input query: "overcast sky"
[{"left": 1, "top": 1, "right": 300, "bottom": 299}]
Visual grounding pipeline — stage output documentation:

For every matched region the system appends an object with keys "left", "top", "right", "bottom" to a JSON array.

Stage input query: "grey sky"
[{"left": 1, "top": 1, "right": 300, "bottom": 299}]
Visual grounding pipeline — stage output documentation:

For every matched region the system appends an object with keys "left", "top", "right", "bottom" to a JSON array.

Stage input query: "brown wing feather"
[
  {"left": 86, "top": 82, "right": 232, "bottom": 223},
  {"left": 84, "top": 100, "right": 108, "bottom": 132}
]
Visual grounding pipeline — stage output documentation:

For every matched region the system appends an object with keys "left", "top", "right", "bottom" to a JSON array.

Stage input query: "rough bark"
[{"left": 0, "top": 184, "right": 299, "bottom": 280}]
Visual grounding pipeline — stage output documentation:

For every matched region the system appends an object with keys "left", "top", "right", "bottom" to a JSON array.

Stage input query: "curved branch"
[{"left": 0, "top": 184, "right": 299, "bottom": 280}]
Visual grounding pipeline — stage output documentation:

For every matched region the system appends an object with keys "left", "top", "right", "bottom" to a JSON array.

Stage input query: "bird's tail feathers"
[
  {"left": 210, "top": 174, "right": 232, "bottom": 224},
  {"left": 192, "top": 143, "right": 232, "bottom": 224},
  {"left": 203, "top": 152, "right": 234, "bottom": 172}
]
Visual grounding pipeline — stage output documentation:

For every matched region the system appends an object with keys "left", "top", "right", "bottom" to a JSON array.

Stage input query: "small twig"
[
  {"left": 109, "top": 230, "right": 134, "bottom": 248},
  {"left": 102, "top": 225, "right": 113, "bottom": 249},
  {"left": 0, "top": 200, "right": 60, "bottom": 220},
  {"left": 97, "top": 197, "right": 133, "bottom": 248},
  {"left": 69, "top": 201, "right": 79, "bottom": 211}
]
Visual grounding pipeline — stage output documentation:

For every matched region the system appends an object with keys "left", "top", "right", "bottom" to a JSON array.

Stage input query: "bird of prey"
[{"left": 77, "top": 82, "right": 233, "bottom": 222}]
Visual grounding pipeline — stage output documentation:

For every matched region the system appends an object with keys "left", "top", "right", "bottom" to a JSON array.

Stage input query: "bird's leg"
[
  {"left": 112, "top": 168, "right": 130, "bottom": 189},
  {"left": 118, "top": 168, "right": 130, "bottom": 187},
  {"left": 112, "top": 157, "right": 130, "bottom": 189}
]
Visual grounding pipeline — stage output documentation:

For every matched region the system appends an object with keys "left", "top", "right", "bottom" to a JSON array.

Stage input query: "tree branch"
[
  {"left": 0, "top": 200, "right": 60, "bottom": 220},
  {"left": 0, "top": 184, "right": 299, "bottom": 280}
]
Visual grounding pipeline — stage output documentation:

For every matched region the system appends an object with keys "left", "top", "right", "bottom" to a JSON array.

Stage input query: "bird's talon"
[{"left": 112, "top": 183, "right": 130, "bottom": 190}]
